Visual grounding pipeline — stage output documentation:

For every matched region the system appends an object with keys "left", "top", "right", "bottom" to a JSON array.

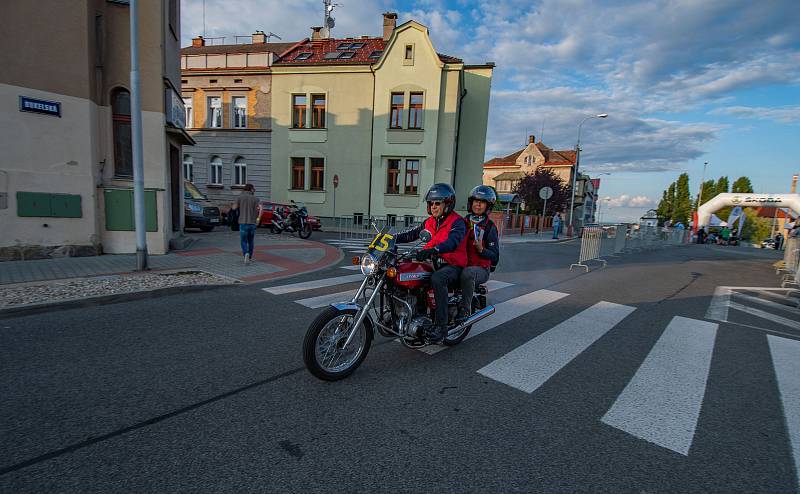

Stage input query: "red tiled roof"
[
  {"left": 484, "top": 149, "right": 523, "bottom": 167},
  {"left": 181, "top": 42, "right": 297, "bottom": 56},
  {"left": 273, "top": 37, "right": 463, "bottom": 65},
  {"left": 484, "top": 142, "right": 575, "bottom": 168}
]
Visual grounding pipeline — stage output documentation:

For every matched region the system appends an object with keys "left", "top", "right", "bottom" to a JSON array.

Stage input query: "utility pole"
[{"left": 130, "top": 0, "right": 148, "bottom": 270}]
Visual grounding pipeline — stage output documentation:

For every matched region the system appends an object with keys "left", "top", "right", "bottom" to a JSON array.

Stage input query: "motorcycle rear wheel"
[
  {"left": 442, "top": 298, "right": 479, "bottom": 346},
  {"left": 303, "top": 307, "right": 372, "bottom": 381},
  {"left": 299, "top": 223, "right": 312, "bottom": 239}
]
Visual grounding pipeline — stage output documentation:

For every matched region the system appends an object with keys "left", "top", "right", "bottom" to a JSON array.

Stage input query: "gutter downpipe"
[
  {"left": 367, "top": 67, "right": 376, "bottom": 221},
  {"left": 452, "top": 68, "right": 467, "bottom": 201}
]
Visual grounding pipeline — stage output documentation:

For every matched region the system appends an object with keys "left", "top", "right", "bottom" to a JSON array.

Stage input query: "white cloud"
[
  {"left": 605, "top": 195, "right": 656, "bottom": 208},
  {"left": 710, "top": 106, "right": 800, "bottom": 124}
]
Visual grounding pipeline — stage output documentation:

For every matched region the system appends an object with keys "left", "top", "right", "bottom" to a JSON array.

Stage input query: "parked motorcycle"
[
  {"left": 272, "top": 200, "right": 312, "bottom": 239},
  {"left": 302, "top": 226, "right": 495, "bottom": 381}
]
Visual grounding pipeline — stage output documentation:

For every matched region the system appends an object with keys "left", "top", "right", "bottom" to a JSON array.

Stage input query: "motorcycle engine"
[{"left": 406, "top": 315, "right": 432, "bottom": 338}]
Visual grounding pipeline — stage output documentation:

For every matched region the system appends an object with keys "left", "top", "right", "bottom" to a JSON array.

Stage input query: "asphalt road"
[{"left": 1, "top": 238, "right": 796, "bottom": 493}]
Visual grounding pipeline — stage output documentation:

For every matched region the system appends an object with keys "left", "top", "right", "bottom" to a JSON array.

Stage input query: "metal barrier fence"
[
  {"left": 315, "top": 215, "right": 427, "bottom": 241},
  {"left": 778, "top": 237, "right": 800, "bottom": 288},
  {"left": 570, "top": 225, "right": 689, "bottom": 271}
]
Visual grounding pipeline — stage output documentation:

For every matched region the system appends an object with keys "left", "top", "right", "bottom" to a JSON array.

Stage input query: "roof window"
[
  {"left": 349, "top": 42, "right": 365, "bottom": 49},
  {"left": 369, "top": 50, "right": 383, "bottom": 59},
  {"left": 323, "top": 52, "right": 340, "bottom": 59},
  {"left": 337, "top": 42, "right": 352, "bottom": 50},
  {"left": 339, "top": 51, "right": 356, "bottom": 59},
  {"left": 294, "top": 52, "right": 312, "bottom": 60}
]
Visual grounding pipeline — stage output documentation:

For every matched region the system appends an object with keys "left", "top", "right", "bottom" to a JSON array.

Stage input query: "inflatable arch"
[{"left": 697, "top": 193, "right": 800, "bottom": 228}]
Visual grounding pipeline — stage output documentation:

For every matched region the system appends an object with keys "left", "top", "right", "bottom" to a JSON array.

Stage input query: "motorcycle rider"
[
  {"left": 459, "top": 185, "right": 500, "bottom": 321},
  {"left": 396, "top": 183, "right": 467, "bottom": 343}
]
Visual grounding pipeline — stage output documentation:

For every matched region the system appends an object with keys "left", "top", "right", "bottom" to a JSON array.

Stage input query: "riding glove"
[{"left": 415, "top": 248, "right": 437, "bottom": 261}]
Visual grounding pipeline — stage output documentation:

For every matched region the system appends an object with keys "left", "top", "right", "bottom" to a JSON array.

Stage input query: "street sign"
[
  {"left": 539, "top": 186, "right": 553, "bottom": 200},
  {"left": 333, "top": 174, "right": 339, "bottom": 188}
]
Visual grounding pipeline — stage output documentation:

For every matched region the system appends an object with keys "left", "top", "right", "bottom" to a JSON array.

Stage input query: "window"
[
  {"left": 291, "top": 157, "right": 305, "bottom": 190},
  {"left": 404, "top": 215, "right": 416, "bottom": 227},
  {"left": 292, "top": 95, "right": 307, "bottom": 128},
  {"left": 232, "top": 96, "right": 247, "bottom": 128},
  {"left": 339, "top": 51, "right": 356, "bottom": 59},
  {"left": 207, "top": 96, "right": 222, "bottom": 128},
  {"left": 234, "top": 78, "right": 242, "bottom": 83},
  {"left": 386, "top": 159, "right": 400, "bottom": 194},
  {"left": 111, "top": 88, "right": 132, "bottom": 177},
  {"left": 311, "top": 94, "right": 326, "bottom": 128},
  {"left": 408, "top": 92, "right": 423, "bottom": 129},
  {"left": 183, "top": 155, "right": 194, "bottom": 182},
  {"left": 209, "top": 156, "right": 223, "bottom": 185},
  {"left": 337, "top": 42, "right": 352, "bottom": 50},
  {"left": 183, "top": 97, "right": 193, "bottom": 128},
  {"left": 310, "top": 157, "right": 324, "bottom": 191},
  {"left": 386, "top": 214, "right": 397, "bottom": 227},
  {"left": 353, "top": 213, "right": 364, "bottom": 226},
  {"left": 369, "top": 50, "right": 383, "bottom": 59},
  {"left": 323, "top": 52, "right": 340, "bottom": 60},
  {"left": 405, "top": 44, "right": 413, "bottom": 60},
  {"left": 404, "top": 159, "right": 419, "bottom": 194},
  {"left": 234, "top": 157, "right": 246, "bottom": 186},
  {"left": 350, "top": 42, "right": 365, "bottom": 49},
  {"left": 294, "top": 52, "right": 312, "bottom": 60},
  {"left": 390, "top": 93, "right": 404, "bottom": 129}
]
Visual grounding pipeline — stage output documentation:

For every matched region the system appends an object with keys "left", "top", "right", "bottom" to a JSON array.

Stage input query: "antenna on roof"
[
  {"left": 266, "top": 32, "right": 282, "bottom": 42},
  {"left": 323, "top": 0, "right": 342, "bottom": 36},
  {"left": 540, "top": 119, "right": 545, "bottom": 143}
]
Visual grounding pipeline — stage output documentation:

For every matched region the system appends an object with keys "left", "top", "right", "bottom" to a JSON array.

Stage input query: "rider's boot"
[
  {"left": 425, "top": 324, "right": 447, "bottom": 344},
  {"left": 456, "top": 306, "right": 470, "bottom": 324}
]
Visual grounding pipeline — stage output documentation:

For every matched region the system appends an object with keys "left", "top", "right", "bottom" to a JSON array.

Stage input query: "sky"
[{"left": 181, "top": 0, "right": 800, "bottom": 222}]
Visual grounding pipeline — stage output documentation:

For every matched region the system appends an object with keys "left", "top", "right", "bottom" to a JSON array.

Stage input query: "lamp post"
[{"left": 568, "top": 113, "right": 608, "bottom": 236}]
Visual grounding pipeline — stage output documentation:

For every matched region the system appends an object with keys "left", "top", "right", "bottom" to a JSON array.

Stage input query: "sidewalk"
[
  {"left": 0, "top": 230, "right": 341, "bottom": 286},
  {"left": 500, "top": 231, "right": 577, "bottom": 244}
]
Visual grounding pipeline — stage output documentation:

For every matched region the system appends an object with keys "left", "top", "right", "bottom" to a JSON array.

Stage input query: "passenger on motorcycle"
[
  {"left": 396, "top": 183, "right": 467, "bottom": 343},
  {"left": 459, "top": 185, "right": 500, "bottom": 321}
]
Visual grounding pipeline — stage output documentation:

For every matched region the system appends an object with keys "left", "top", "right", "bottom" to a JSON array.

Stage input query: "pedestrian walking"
[
  {"left": 231, "top": 184, "right": 260, "bottom": 264},
  {"left": 552, "top": 212, "right": 561, "bottom": 239},
  {"left": 775, "top": 232, "right": 783, "bottom": 251}
]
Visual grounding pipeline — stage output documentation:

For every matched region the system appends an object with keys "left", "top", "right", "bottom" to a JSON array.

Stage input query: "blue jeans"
[
  {"left": 240, "top": 223, "right": 256, "bottom": 256},
  {"left": 552, "top": 223, "right": 560, "bottom": 238}
]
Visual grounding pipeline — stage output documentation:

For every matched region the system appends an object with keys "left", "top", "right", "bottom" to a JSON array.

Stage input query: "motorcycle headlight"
[{"left": 360, "top": 254, "right": 377, "bottom": 275}]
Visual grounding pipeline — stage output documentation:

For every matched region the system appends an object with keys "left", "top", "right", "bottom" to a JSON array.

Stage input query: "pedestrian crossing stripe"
[
  {"left": 422, "top": 289, "right": 569, "bottom": 355},
  {"left": 767, "top": 335, "right": 800, "bottom": 483},
  {"left": 261, "top": 274, "right": 364, "bottom": 295},
  {"left": 477, "top": 301, "right": 635, "bottom": 391},
  {"left": 601, "top": 316, "right": 717, "bottom": 456}
]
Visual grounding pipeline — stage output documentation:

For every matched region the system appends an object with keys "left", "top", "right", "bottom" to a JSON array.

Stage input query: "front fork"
[{"left": 342, "top": 274, "right": 385, "bottom": 349}]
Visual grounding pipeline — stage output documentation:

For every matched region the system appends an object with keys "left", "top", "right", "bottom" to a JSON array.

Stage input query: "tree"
[
  {"left": 696, "top": 179, "right": 716, "bottom": 208},
  {"left": 656, "top": 189, "right": 671, "bottom": 222},
  {"left": 732, "top": 176, "right": 754, "bottom": 193},
  {"left": 740, "top": 208, "right": 772, "bottom": 242},
  {"left": 715, "top": 176, "right": 729, "bottom": 196},
  {"left": 514, "top": 168, "right": 570, "bottom": 215},
  {"left": 673, "top": 173, "right": 692, "bottom": 224}
]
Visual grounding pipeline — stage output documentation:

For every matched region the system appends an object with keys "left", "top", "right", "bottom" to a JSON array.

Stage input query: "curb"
[{"left": 0, "top": 281, "right": 234, "bottom": 320}]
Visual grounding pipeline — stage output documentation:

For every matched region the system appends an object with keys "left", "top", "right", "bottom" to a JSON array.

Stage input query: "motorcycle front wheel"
[
  {"left": 298, "top": 222, "right": 312, "bottom": 239},
  {"left": 303, "top": 307, "right": 373, "bottom": 381}
]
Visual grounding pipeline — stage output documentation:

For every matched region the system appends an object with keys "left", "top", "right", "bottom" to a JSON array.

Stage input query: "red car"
[{"left": 257, "top": 201, "right": 321, "bottom": 230}]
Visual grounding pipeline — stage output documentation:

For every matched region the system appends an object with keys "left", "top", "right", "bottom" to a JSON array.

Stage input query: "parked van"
[{"left": 184, "top": 180, "right": 221, "bottom": 232}]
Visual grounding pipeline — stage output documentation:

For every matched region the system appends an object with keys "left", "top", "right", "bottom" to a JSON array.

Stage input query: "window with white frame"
[
  {"left": 404, "top": 159, "right": 419, "bottom": 194},
  {"left": 183, "top": 97, "right": 193, "bottom": 128},
  {"left": 232, "top": 96, "right": 247, "bottom": 128},
  {"left": 183, "top": 155, "right": 194, "bottom": 181},
  {"left": 209, "top": 156, "right": 223, "bottom": 185},
  {"left": 207, "top": 96, "right": 222, "bottom": 128},
  {"left": 233, "top": 157, "right": 247, "bottom": 186}
]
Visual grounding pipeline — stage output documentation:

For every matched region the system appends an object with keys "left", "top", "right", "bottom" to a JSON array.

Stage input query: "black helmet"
[
  {"left": 468, "top": 185, "right": 497, "bottom": 212},
  {"left": 424, "top": 183, "right": 456, "bottom": 215}
]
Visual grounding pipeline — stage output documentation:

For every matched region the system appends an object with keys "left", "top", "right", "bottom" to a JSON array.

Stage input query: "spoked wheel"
[
  {"left": 442, "top": 298, "right": 479, "bottom": 347},
  {"left": 303, "top": 307, "right": 373, "bottom": 381},
  {"left": 298, "top": 223, "right": 312, "bottom": 239},
  {"left": 271, "top": 224, "right": 282, "bottom": 234}
]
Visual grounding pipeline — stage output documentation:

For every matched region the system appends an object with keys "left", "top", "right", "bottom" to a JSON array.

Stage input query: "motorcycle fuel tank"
[{"left": 394, "top": 261, "right": 434, "bottom": 289}]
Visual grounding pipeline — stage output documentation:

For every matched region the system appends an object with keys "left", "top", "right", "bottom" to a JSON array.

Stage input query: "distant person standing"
[
  {"left": 696, "top": 227, "right": 706, "bottom": 244},
  {"left": 232, "top": 184, "right": 260, "bottom": 264},
  {"left": 721, "top": 226, "right": 731, "bottom": 245},
  {"left": 775, "top": 232, "right": 783, "bottom": 250},
  {"left": 552, "top": 212, "right": 562, "bottom": 239}
]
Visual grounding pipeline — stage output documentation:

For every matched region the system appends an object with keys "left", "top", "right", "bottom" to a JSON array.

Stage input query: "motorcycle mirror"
[{"left": 419, "top": 229, "right": 432, "bottom": 243}]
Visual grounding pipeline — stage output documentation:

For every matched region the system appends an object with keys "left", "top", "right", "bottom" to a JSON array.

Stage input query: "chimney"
[
  {"left": 191, "top": 36, "right": 205, "bottom": 47},
  {"left": 529, "top": 135, "right": 535, "bottom": 144},
  {"left": 251, "top": 31, "right": 266, "bottom": 44},
  {"left": 383, "top": 12, "right": 398, "bottom": 40},
  {"left": 311, "top": 26, "right": 323, "bottom": 40}
]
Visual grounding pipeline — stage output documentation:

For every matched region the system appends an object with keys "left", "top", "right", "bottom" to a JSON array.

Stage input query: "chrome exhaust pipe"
[{"left": 447, "top": 305, "right": 495, "bottom": 336}]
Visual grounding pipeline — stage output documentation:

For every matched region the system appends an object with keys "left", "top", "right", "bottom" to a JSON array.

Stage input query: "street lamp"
[{"left": 568, "top": 113, "right": 608, "bottom": 235}]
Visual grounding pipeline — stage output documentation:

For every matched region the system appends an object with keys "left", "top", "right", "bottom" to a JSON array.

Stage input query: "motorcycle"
[
  {"left": 302, "top": 225, "right": 496, "bottom": 381},
  {"left": 272, "top": 200, "right": 312, "bottom": 239}
]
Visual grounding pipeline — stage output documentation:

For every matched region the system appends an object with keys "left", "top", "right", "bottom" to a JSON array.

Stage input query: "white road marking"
[
  {"left": 296, "top": 280, "right": 514, "bottom": 310},
  {"left": 705, "top": 286, "right": 732, "bottom": 322},
  {"left": 732, "top": 292, "right": 800, "bottom": 316},
  {"left": 729, "top": 302, "right": 800, "bottom": 330},
  {"left": 601, "top": 316, "right": 717, "bottom": 456},
  {"left": 262, "top": 274, "right": 364, "bottom": 295},
  {"left": 477, "top": 301, "right": 635, "bottom": 392},
  {"left": 422, "top": 289, "right": 569, "bottom": 355},
  {"left": 339, "top": 265, "right": 362, "bottom": 271},
  {"left": 767, "top": 335, "right": 800, "bottom": 482}
]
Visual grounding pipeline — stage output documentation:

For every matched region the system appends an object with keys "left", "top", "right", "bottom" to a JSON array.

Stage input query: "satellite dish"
[{"left": 326, "top": 16, "right": 335, "bottom": 29}]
